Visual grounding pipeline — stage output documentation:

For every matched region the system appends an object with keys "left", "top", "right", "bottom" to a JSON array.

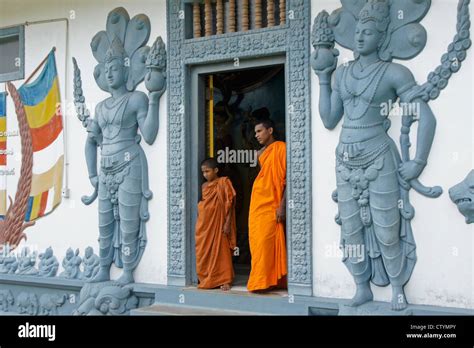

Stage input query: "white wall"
[
  {"left": 1, "top": 0, "right": 472, "bottom": 309},
  {"left": 311, "top": 0, "right": 473, "bottom": 309},
  {"left": 0, "top": 0, "right": 168, "bottom": 285}
]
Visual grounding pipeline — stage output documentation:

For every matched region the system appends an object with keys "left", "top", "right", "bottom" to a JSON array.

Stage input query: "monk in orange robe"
[
  {"left": 247, "top": 119, "right": 287, "bottom": 292},
  {"left": 195, "top": 158, "right": 237, "bottom": 290}
]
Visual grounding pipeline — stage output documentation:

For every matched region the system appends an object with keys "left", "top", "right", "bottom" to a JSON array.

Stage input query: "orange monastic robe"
[
  {"left": 247, "top": 141, "right": 287, "bottom": 291},
  {"left": 195, "top": 177, "right": 237, "bottom": 289}
]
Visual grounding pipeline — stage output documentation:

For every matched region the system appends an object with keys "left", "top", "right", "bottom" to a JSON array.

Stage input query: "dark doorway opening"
[{"left": 196, "top": 64, "right": 286, "bottom": 288}]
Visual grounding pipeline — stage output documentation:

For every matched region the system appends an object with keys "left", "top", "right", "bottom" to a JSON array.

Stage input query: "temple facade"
[{"left": 0, "top": 0, "right": 472, "bottom": 315}]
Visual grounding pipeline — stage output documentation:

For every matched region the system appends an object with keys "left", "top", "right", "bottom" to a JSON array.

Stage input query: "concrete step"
[
  {"left": 131, "top": 303, "right": 265, "bottom": 316},
  {"left": 132, "top": 284, "right": 311, "bottom": 315},
  {"left": 131, "top": 284, "right": 474, "bottom": 316}
]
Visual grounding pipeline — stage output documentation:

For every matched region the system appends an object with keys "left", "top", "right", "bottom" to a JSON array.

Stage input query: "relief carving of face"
[
  {"left": 449, "top": 170, "right": 474, "bottom": 224},
  {"left": 355, "top": 20, "right": 384, "bottom": 56},
  {"left": 105, "top": 58, "right": 127, "bottom": 90}
]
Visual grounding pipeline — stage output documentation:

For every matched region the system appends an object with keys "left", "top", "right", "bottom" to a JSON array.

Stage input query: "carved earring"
[
  {"left": 377, "top": 34, "right": 387, "bottom": 51},
  {"left": 124, "top": 67, "right": 130, "bottom": 85}
]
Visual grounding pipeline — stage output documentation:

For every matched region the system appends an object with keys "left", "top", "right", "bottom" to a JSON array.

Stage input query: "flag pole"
[{"left": 23, "top": 47, "right": 56, "bottom": 85}]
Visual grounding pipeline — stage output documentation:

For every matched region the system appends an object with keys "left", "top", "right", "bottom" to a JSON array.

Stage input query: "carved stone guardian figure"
[
  {"left": 73, "top": 7, "right": 167, "bottom": 285},
  {"left": 449, "top": 170, "right": 474, "bottom": 224},
  {"left": 311, "top": 0, "right": 471, "bottom": 310}
]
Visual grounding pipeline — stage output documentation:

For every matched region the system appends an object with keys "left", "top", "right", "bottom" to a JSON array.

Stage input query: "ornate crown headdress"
[
  {"left": 359, "top": 0, "right": 390, "bottom": 33},
  {"left": 105, "top": 37, "right": 127, "bottom": 64},
  {"left": 90, "top": 7, "right": 152, "bottom": 92},
  {"left": 327, "top": 0, "right": 430, "bottom": 61}
]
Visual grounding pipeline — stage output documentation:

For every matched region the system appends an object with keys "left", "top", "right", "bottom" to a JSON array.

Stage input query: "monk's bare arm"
[
  {"left": 198, "top": 182, "right": 207, "bottom": 202},
  {"left": 255, "top": 147, "right": 265, "bottom": 170},
  {"left": 276, "top": 186, "right": 286, "bottom": 223}
]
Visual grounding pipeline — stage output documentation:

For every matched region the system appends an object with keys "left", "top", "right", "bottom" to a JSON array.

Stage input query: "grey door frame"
[
  {"left": 166, "top": 0, "right": 313, "bottom": 296},
  {"left": 189, "top": 56, "right": 287, "bottom": 284}
]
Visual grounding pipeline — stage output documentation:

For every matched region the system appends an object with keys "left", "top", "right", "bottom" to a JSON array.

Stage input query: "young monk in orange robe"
[
  {"left": 247, "top": 119, "right": 287, "bottom": 292},
  {"left": 195, "top": 158, "right": 237, "bottom": 291}
]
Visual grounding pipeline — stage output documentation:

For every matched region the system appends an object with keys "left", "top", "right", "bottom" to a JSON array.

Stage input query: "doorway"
[
  {"left": 190, "top": 59, "right": 286, "bottom": 289},
  {"left": 167, "top": 0, "right": 313, "bottom": 296}
]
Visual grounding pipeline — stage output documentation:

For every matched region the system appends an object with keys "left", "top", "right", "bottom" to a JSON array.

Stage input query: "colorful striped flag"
[
  {"left": 0, "top": 92, "right": 6, "bottom": 220},
  {"left": 19, "top": 51, "right": 64, "bottom": 222}
]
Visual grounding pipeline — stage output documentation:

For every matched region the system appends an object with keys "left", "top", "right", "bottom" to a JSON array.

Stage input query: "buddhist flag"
[
  {"left": 0, "top": 92, "right": 6, "bottom": 220},
  {"left": 19, "top": 51, "right": 64, "bottom": 222}
]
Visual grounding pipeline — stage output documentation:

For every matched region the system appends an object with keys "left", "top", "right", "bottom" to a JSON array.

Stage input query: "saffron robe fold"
[
  {"left": 247, "top": 141, "right": 287, "bottom": 291},
  {"left": 195, "top": 177, "right": 237, "bottom": 289}
]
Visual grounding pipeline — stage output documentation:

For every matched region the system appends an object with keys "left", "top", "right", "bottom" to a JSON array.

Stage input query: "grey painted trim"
[
  {"left": 167, "top": 275, "right": 186, "bottom": 287},
  {"left": 189, "top": 55, "right": 286, "bottom": 74},
  {"left": 167, "top": 0, "right": 313, "bottom": 296},
  {"left": 0, "top": 274, "right": 83, "bottom": 291},
  {"left": 289, "top": 282, "right": 313, "bottom": 297},
  {"left": 0, "top": 274, "right": 159, "bottom": 297},
  {"left": 0, "top": 25, "right": 25, "bottom": 83}
]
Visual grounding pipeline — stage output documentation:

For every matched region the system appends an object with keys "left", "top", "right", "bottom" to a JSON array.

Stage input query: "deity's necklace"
[
  {"left": 344, "top": 61, "right": 386, "bottom": 97},
  {"left": 102, "top": 93, "right": 130, "bottom": 127},
  {"left": 343, "top": 62, "right": 389, "bottom": 120},
  {"left": 350, "top": 60, "right": 384, "bottom": 80}
]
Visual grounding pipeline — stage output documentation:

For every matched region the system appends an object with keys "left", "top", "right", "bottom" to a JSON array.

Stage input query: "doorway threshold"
[{"left": 184, "top": 275, "right": 288, "bottom": 298}]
